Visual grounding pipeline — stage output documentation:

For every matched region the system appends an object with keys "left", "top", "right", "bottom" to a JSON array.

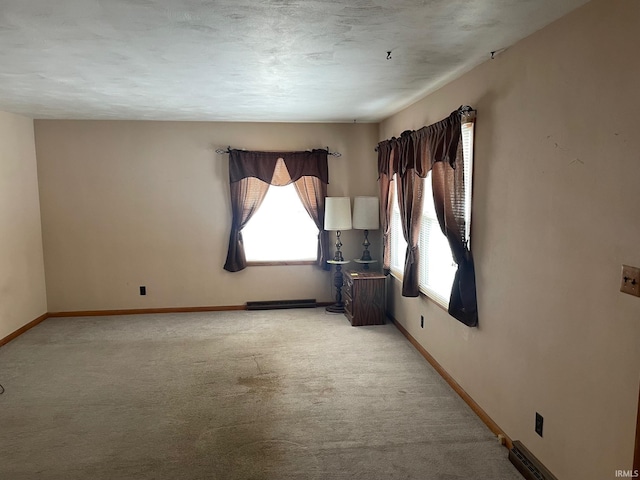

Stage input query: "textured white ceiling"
[{"left": 0, "top": 0, "right": 589, "bottom": 122}]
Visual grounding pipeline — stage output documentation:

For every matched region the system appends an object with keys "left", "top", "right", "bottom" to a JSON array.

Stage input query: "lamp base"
[
  {"left": 353, "top": 259, "right": 378, "bottom": 271},
  {"left": 325, "top": 261, "right": 349, "bottom": 314},
  {"left": 325, "top": 303, "right": 345, "bottom": 313}
]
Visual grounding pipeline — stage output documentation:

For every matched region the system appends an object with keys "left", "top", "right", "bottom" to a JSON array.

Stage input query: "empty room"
[{"left": 0, "top": 1, "right": 638, "bottom": 479}]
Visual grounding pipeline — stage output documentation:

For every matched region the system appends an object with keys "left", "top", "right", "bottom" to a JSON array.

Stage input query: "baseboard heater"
[
  {"left": 246, "top": 299, "right": 317, "bottom": 311},
  {"left": 509, "top": 440, "right": 558, "bottom": 480}
]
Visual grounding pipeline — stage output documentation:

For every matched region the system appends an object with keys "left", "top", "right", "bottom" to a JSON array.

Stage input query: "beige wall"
[
  {"left": 0, "top": 111, "right": 48, "bottom": 339},
  {"left": 34, "top": 120, "right": 379, "bottom": 312},
  {"left": 380, "top": 0, "right": 640, "bottom": 479}
]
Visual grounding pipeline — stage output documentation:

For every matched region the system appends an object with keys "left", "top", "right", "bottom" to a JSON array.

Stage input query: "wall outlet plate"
[{"left": 620, "top": 265, "right": 640, "bottom": 297}]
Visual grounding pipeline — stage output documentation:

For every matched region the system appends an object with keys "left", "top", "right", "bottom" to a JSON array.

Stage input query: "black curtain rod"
[
  {"left": 457, "top": 105, "right": 476, "bottom": 115},
  {"left": 374, "top": 105, "right": 476, "bottom": 152},
  {"left": 215, "top": 146, "right": 342, "bottom": 157}
]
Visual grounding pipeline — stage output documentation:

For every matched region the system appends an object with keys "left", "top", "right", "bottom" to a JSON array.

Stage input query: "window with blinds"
[
  {"left": 389, "top": 119, "right": 475, "bottom": 308},
  {"left": 390, "top": 197, "right": 407, "bottom": 275}
]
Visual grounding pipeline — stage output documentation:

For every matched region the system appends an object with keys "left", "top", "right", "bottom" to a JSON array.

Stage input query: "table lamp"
[
  {"left": 352, "top": 196, "right": 379, "bottom": 269},
  {"left": 324, "top": 197, "right": 351, "bottom": 313}
]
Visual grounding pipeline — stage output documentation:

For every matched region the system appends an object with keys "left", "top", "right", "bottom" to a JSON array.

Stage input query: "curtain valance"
[
  {"left": 411, "top": 111, "right": 461, "bottom": 175},
  {"left": 377, "top": 111, "right": 462, "bottom": 179},
  {"left": 229, "top": 149, "right": 329, "bottom": 185}
]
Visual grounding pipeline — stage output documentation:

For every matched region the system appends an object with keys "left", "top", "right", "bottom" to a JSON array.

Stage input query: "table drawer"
[{"left": 343, "top": 273, "right": 354, "bottom": 297}]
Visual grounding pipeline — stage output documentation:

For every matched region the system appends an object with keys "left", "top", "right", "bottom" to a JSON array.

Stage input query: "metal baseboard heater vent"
[
  {"left": 509, "top": 441, "right": 558, "bottom": 480},
  {"left": 246, "top": 299, "right": 317, "bottom": 311}
]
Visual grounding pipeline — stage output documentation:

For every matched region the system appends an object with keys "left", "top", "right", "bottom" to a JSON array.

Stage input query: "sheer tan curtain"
[
  {"left": 293, "top": 176, "right": 330, "bottom": 270},
  {"left": 223, "top": 178, "right": 270, "bottom": 272},
  {"left": 223, "top": 149, "right": 330, "bottom": 273}
]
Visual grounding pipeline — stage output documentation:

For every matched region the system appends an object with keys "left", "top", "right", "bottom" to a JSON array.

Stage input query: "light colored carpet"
[{"left": 0, "top": 308, "right": 522, "bottom": 479}]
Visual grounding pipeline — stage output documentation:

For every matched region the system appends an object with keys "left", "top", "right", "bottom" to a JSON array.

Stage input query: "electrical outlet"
[
  {"left": 140, "top": 286, "right": 146, "bottom": 296},
  {"left": 620, "top": 265, "right": 640, "bottom": 297},
  {"left": 420, "top": 315, "right": 424, "bottom": 328},
  {"left": 535, "top": 412, "right": 544, "bottom": 437}
]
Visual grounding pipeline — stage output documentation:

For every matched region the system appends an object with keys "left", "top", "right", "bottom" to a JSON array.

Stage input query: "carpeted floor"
[{"left": 0, "top": 308, "right": 522, "bottom": 479}]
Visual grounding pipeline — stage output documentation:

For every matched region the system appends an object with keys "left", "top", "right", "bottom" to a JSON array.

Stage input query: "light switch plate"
[{"left": 620, "top": 265, "right": 640, "bottom": 297}]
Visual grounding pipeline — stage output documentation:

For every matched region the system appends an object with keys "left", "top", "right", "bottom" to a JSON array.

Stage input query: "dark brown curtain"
[
  {"left": 396, "top": 132, "right": 424, "bottom": 297},
  {"left": 377, "top": 140, "right": 395, "bottom": 273},
  {"left": 229, "top": 149, "right": 328, "bottom": 184},
  {"left": 424, "top": 112, "right": 477, "bottom": 326},
  {"left": 224, "top": 149, "right": 329, "bottom": 272},
  {"left": 376, "top": 108, "right": 478, "bottom": 327}
]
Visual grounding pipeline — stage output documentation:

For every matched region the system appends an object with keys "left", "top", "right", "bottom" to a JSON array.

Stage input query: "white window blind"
[
  {"left": 418, "top": 171, "right": 457, "bottom": 306},
  {"left": 390, "top": 187, "right": 407, "bottom": 276},
  {"left": 462, "top": 120, "right": 475, "bottom": 246}
]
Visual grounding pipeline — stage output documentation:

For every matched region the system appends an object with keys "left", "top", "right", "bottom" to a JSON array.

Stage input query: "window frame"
[{"left": 241, "top": 182, "right": 320, "bottom": 265}]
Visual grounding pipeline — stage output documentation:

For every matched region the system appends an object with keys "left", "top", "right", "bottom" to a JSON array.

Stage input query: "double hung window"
[{"left": 389, "top": 120, "right": 475, "bottom": 307}]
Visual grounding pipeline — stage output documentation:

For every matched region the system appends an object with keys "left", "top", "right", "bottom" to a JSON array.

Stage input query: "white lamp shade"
[
  {"left": 352, "top": 196, "right": 379, "bottom": 230},
  {"left": 324, "top": 197, "right": 352, "bottom": 231}
]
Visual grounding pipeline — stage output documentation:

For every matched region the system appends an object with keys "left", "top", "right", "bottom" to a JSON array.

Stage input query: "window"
[
  {"left": 390, "top": 120, "right": 475, "bottom": 307},
  {"left": 390, "top": 194, "right": 407, "bottom": 276},
  {"left": 242, "top": 183, "right": 319, "bottom": 263},
  {"left": 417, "top": 170, "right": 458, "bottom": 305}
]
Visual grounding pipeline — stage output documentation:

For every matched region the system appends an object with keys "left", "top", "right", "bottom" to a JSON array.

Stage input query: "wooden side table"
[{"left": 342, "top": 270, "right": 386, "bottom": 326}]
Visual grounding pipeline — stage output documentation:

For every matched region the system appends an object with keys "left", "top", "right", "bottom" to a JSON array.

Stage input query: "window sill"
[
  {"left": 389, "top": 269, "right": 449, "bottom": 312},
  {"left": 246, "top": 260, "right": 317, "bottom": 266},
  {"left": 420, "top": 287, "right": 449, "bottom": 313}
]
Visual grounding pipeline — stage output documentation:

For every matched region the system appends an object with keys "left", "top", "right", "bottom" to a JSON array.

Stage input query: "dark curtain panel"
[
  {"left": 376, "top": 140, "right": 395, "bottom": 273},
  {"left": 224, "top": 149, "right": 329, "bottom": 272},
  {"left": 418, "top": 111, "right": 478, "bottom": 327},
  {"left": 396, "top": 133, "right": 424, "bottom": 297}
]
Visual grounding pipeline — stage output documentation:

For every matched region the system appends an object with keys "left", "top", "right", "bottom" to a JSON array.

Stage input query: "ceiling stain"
[{"left": 0, "top": 0, "right": 591, "bottom": 121}]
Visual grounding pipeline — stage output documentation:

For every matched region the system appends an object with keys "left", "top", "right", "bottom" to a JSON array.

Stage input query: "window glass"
[
  {"left": 242, "top": 183, "right": 318, "bottom": 262},
  {"left": 419, "top": 172, "right": 457, "bottom": 305},
  {"left": 390, "top": 185, "right": 407, "bottom": 276}
]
